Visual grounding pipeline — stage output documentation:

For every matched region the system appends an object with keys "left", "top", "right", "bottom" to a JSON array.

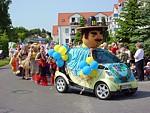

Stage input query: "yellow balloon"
[
  {"left": 54, "top": 45, "right": 60, "bottom": 52},
  {"left": 86, "top": 57, "right": 94, "bottom": 65},
  {"left": 80, "top": 70, "right": 88, "bottom": 79},
  {"left": 59, "top": 46, "right": 67, "bottom": 54},
  {"left": 89, "top": 70, "right": 97, "bottom": 78},
  {"left": 61, "top": 54, "right": 68, "bottom": 61}
]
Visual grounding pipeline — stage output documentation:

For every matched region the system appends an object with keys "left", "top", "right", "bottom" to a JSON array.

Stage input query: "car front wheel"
[
  {"left": 95, "top": 82, "right": 111, "bottom": 100},
  {"left": 55, "top": 77, "right": 68, "bottom": 93}
]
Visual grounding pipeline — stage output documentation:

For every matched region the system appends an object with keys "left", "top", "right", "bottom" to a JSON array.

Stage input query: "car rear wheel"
[
  {"left": 55, "top": 77, "right": 68, "bottom": 93},
  {"left": 95, "top": 82, "right": 111, "bottom": 100}
]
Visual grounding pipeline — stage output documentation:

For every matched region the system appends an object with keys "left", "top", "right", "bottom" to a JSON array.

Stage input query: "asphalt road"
[{"left": 0, "top": 65, "right": 150, "bottom": 113}]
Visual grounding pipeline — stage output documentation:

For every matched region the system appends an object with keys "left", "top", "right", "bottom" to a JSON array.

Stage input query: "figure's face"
[{"left": 82, "top": 30, "right": 103, "bottom": 48}]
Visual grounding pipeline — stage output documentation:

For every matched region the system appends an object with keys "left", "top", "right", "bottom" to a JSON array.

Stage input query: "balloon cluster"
[
  {"left": 79, "top": 57, "right": 98, "bottom": 79},
  {"left": 48, "top": 44, "right": 69, "bottom": 67}
]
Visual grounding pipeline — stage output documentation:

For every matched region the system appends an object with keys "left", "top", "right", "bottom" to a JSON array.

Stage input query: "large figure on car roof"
[{"left": 77, "top": 16, "right": 107, "bottom": 48}]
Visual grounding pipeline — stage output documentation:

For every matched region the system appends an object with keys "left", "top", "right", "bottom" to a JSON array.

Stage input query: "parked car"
[
  {"left": 54, "top": 48, "right": 138, "bottom": 100},
  {"left": 0, "top": 50, "right": 7, "bottom": 59}
]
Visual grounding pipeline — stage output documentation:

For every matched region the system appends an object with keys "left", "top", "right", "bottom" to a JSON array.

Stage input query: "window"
[
  {"left": 62, "top": 19, "right": 65, "bottom": 22},
  {"left": 65, "top": 39, "right": 69, "bottom": 43},
  {"left": 96, "top": 17, "right": 99, "bottom": 21},
  {"left": 65, "top": 28, "right": 69, "bottom": 33},
  {"left": 71, "top": 18, "right": 75, "bottom": 22},
  {"left": 77, "top": 17, "right": 80, "bottom": 22},
  {"left": 71, "top": 28, "right": 75, "bottom": 33}
]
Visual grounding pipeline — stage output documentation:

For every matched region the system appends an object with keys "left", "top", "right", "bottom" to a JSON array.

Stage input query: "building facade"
[
  {"left": 52, "top": 0, "right": 128, "bottom": 45},
  {"left": 53, "top": 12, "right": 113, "bottom": 45}
]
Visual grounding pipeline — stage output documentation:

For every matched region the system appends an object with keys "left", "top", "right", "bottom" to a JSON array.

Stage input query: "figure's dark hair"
[{"left": 81, "top": 28, "right": 105, "bottom": 39}]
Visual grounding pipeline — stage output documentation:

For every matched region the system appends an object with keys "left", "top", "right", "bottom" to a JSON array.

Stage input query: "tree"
[
  {"left": 74, "top": 17, "right": 86, "bottom": 44},
  {"left": 9, "top": 27, "right": 29, "bottom": 42},
  {"left": 115, "top": 0, "right": 142, "bottom": 43},
  {"left": 101, "top": 17, "right": 109, "bottom": 42},
  {"left": 0, "top": 31, "right": 9, "bottom": 53},
  {"left": 0, "top": 0, "right": 12, "bottom": 33},
  {"left": 133, "top": 0, "right": 150, "bottom": 57}
]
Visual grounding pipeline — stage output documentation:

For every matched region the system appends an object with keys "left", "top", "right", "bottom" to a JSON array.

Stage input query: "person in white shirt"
[{"left": 134, "top": 42, "right": 144, "bottom": 81}]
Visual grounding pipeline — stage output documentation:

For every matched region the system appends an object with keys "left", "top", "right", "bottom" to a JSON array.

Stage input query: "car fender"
[{"left": 55, "top": 71, "right": 69, "bottom": 84}]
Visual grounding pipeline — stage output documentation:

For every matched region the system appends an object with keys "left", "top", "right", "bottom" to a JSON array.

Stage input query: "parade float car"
[{"left": 54, "top": 48, "right": 138, "bottom": 100}]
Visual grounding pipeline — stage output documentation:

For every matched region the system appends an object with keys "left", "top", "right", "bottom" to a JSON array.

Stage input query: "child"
[
  {"left": 130, "top": 63, "right": 137, "bottom": 79},
  {"left": 144, "top": 62, "right": 150, "bottom": 80},
  {"left": 50, "top": 58, "right": 57, "bottom": 85}
]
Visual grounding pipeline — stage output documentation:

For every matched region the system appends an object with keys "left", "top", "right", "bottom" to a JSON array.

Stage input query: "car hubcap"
[
  {"left": 96, "top": 84, "right": 109, "bottom": 99},
  {"left": 56, "top": 78, "right": 65, "bottom": 92}
]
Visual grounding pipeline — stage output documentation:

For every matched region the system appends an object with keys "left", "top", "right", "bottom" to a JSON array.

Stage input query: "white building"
[
  {"left": 108, "top": 0, "right": 126, "bottom": 35},
  {"left": 52, "top": 12, "right": 113, "bottom": 45}
]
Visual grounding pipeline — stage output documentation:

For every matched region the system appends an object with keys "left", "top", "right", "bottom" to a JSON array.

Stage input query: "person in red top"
[
  {"left": 35, "top": 46, "right": 48, "bottom": 86},
  {"left": 50, "top": 58, "right": 57, "bottom": 85},
  {"left": 111, "top": 42, "right": 118, "bottom": 55}
]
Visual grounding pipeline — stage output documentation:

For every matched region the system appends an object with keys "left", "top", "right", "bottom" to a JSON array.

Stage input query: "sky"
[{"left": 9, "top": 0, "right": 118, "bottom": 32}]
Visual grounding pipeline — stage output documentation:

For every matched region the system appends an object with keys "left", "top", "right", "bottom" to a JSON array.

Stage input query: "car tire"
[
  {"left": 123, "top": 88, "right": 138, "bottom": 96},
  {"left": 55, "top": 77, "right": 68, "bottom": 93},
  {"left": 95, "top": 82, "right": 111, "bottom": 100}
]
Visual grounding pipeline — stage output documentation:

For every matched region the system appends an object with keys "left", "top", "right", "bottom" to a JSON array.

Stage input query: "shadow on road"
[
  {"left": 66, "top": 87, "right": 150, "bottom": 100},
  {"left": 108, "top": 90, "right": 150, "bottom": 100}
]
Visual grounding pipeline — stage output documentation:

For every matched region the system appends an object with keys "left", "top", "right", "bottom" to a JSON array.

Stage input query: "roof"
[
  {"left": 118, "top": 0, "right": 125, "bottom": 3},
  {"left": 52, "top": 25, "right": 58, "bottom": 35},
  {"left": 114, "top": 4, "right": 118, "bottom": 9},
  {"left": 58, "top": 11, "right": 113, "bottom": 26}
]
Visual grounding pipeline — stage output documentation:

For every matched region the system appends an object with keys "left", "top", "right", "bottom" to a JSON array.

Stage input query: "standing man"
[{"left": 134, "top": 42, "right": 144, "bottom": 81}]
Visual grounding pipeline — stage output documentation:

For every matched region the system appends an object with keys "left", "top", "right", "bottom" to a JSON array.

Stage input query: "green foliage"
[
  {"left": 0, "top": 32, "right": 9, "bottom": 54},
  {"left": 9, "top": 27, "right": 29, "bottom": 42},
  {"left": 0, "top": 0, "right": 12, "bottom": 34},
  {"left": 0, "top": 57, "right": 10, "bottom": 67},
  {"left": 115, "top": 0, "right": 142, "bottom": 43},
  {"left": 74, "top": 17, "right": 86, "bottom": 44},
  {"left": 113, "top": 0, "right": 150, "bottom": 58},
  {"left": 101, "top": 17, "right": 109, "bottom": 42}
]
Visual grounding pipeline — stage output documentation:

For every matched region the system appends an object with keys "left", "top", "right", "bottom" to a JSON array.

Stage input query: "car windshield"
[{"left": 92, "top": 48, "right": 120, "bottom": 64}]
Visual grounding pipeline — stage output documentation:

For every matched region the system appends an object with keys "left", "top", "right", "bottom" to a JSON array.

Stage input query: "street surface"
[{"left": 0, "top": 65, "right": 150, "bottom": 113}]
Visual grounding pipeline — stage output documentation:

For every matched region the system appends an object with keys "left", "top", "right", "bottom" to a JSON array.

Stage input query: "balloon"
[
  {"left": 48, "top": 49, "right": 55, "bottom": 57},
  {"left": 59, "top": 46, "right": 67, "bottom": 55},
  {"left": 63, "top": 44, "right": 69, "bottom": 51},
  {"left": 52, "top": 52, "right": 61, "bottom": 60},
  {"left": 79, "top": 61, "right": 88, "bottom": 69},
  {"left": 54, "top": 45, "right": 60, "bottom": 52},
  {"left": 56, "top": 59, "right": 64, "bottom": 67},
  {"left": 80, "top": 70, "right": 88, "bottom": 79},
  {"left": 90, "top": 61, "right": 98, "bottom": 69},
  {"left": 89, "top": 70, "right": 97, "bottom": 78},
  {"left": 61, "top": 54, "right": 68, "bottom": 61},
  {"left": 86, "top": 57, "right": 94, "bottom": 65},
  {"left": 82, "top": 66, "right": 91, "bottom": 75}
]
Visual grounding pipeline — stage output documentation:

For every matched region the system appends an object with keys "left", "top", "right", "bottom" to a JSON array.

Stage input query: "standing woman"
[
  {"left": 35, "top": 46, "right": 48, "bottom": 86},
  {"left": 134, "top": 42, "right": 144, "bottom": 81}
]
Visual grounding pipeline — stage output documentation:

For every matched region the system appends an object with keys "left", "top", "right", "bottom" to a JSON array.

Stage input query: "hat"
[{"left": 77, "top": 16, "right": 108, "bottom": 30}]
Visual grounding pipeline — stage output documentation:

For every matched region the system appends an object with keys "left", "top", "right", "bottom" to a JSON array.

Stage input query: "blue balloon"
[
  {"left": 48, "top": 49, "right": 55, "bottom": 57},
  {"left": 63, "top": 44, "right": 69, "bottom": 50},
  {"left": 56, "top": 59, "right": 64, "bottom": 67},
  {"left": 79, "top": 61, "right": 88, "bottom": 69},
  {"left": 82, "top": 66, "right": 91, "bottom": 76},
  {"left": 90, "top": 61, "right": 98, "bottom": 70},
  {"left": 52, "top": 52, "right": 61, "bottom": 60}
]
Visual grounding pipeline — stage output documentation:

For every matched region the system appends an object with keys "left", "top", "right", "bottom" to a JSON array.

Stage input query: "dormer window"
[
  {"left": 96, "top": 17, "right": 99, "bottom": 21},
  {"left": 62, "top": 19, "right": 65, "bottom": 22},
  {"left": 71, "top": 17, "right": 75, "bottom": 22}
]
